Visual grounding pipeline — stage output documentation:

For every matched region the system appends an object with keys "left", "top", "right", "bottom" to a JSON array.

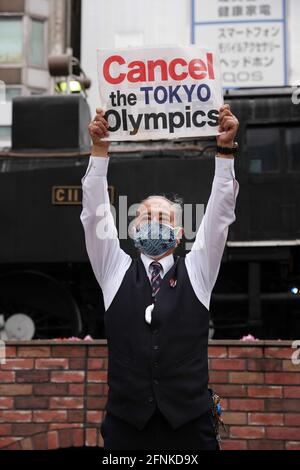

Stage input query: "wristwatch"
[{"left": 216, "top": 142, "right": 239, "bottom": 156}]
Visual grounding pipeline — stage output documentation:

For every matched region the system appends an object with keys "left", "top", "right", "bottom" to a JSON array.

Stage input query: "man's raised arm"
[
  {"left": 185, "top": 105, "right": 240, "bottom": 310},
  {"left": 80, "top": 109, "right": 131, "bottom": 310}
]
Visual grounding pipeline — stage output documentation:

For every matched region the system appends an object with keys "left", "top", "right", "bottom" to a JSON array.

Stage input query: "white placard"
[{"left": 97, "top": 46, "right": 223, "bottom": 141}]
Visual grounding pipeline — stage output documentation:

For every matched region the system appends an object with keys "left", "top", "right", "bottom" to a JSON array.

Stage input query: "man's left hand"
[{"left": 217, "top": 104, "right": 239, "bottom": 149}]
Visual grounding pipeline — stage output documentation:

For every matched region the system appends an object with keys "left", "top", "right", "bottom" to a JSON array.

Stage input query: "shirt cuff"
[
  {"left": 215, "top": 156, "right": 235, "bottom": 179},
  {"left": 84, "top": 156, "right": 110, "bottom": 177}
]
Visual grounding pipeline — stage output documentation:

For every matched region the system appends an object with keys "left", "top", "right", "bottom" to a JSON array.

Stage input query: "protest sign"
[{"left": 97, "top": 46, "right": 223, "bottom": 141}]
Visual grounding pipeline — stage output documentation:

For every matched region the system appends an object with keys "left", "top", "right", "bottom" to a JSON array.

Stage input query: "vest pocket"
[
  {"left": 109, "top": 345, "right": 136, "bottom": 366},
  {"left": 171, "top": 346, "right": 202, "bottom": 368}
]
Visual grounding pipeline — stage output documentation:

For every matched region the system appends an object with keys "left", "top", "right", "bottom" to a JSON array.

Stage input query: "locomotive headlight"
[{"left": 290, "top": 287, "right": 299, "bottom": 295}]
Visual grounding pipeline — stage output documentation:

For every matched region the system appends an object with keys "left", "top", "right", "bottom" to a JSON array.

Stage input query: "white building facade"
[{"left": 81, "top": 0, "right": 300, "bottom": 112}]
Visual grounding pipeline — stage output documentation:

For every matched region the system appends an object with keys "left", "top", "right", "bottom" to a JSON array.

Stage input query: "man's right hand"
[{"left": 88, "top": 108, "right": 110, "bottom": 157}]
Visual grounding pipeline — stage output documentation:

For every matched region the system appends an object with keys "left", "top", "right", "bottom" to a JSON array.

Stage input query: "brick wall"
[{"left": 0, "top": 340, "right": 299, "bottom": 450}]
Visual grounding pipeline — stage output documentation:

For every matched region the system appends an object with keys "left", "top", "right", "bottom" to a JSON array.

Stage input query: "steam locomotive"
[{"left": 0, "top": 87, "right": 299, "bottom": 340}]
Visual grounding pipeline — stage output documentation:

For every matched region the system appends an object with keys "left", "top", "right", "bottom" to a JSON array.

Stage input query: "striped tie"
[{"left": 150, "top": 261, "right": 163, "bottom": 300}]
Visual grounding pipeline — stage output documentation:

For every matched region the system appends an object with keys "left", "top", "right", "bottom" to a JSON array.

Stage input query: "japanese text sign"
[{"left": 192, "top": 0, "right": 287, "bottom": 88}]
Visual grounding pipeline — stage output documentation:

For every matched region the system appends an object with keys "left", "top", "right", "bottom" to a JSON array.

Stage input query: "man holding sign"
[{"left": 80, "top": 46, "right": 239, "bottom": 450}]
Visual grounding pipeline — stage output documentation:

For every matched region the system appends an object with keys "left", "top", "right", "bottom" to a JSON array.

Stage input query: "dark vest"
[{"left": 104, "top": 255, "right": 211, "bottom": 430}]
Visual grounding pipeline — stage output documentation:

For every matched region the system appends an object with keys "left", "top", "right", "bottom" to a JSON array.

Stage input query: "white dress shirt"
[{"left": 80, "top": 155, "right": 239, "bottom": 320}]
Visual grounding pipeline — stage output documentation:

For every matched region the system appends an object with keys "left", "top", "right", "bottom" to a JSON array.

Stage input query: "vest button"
[
  {"left": 152, "top": 329, "right": 159, "bottom": 335},
  {"left": 154, "top": 361, "right": 159, "bottom": 368},
  {"left": 153, "top": 379, "right": 159, "bottom": 385},
  {"left": 153, "top": 345, "right": 159, "bottom": 350},
  {"left": 148, "top": 396, "right": 154, "bottom": 403}
]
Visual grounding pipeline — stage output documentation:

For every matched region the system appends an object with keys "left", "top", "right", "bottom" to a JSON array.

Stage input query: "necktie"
[{"left": 150, "top": 261, "right": 163, "bottom": 300}]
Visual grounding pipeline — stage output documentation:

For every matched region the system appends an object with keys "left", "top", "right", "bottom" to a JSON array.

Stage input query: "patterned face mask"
[{"left": 133, "top": 220, "right": 179, "bottom": 258}]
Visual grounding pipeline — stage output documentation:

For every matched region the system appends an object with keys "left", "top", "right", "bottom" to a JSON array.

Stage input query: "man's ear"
[
  {"left": 175, "top": 226, "right": 184, "bottom": 239},
  {"left": 175, "top": 227, "right": 184, "bottom": 246}
]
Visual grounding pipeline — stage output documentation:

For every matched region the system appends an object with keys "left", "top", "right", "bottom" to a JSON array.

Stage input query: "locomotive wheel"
[{"left": 0, "top": 271, "right": 82, "bottom": 340}]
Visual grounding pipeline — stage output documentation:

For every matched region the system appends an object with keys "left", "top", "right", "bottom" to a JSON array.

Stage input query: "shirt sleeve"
[
  {"left": 185, "top": 156, "right": 239, "bottom": 310},
  {"left": 80, "top": 156, "right": 132, "bottom": 310}
]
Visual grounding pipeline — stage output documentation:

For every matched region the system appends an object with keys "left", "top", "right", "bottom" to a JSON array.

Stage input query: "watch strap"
[{"left": 216, "top": 142, "right": 238, "bottom": 155}]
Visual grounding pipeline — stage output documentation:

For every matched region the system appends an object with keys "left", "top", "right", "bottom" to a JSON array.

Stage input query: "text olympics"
[{"left": 105, "top": 107, "right": 219, "bottom": 135}]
